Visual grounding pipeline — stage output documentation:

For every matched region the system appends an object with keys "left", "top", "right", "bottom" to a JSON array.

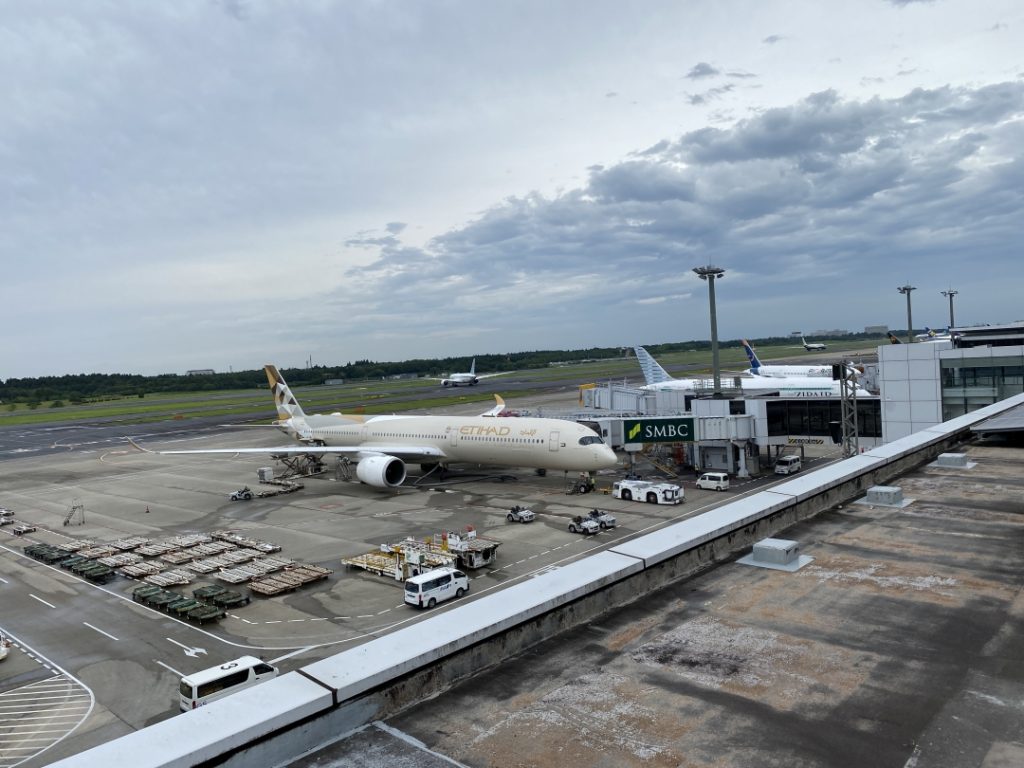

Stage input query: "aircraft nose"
[{"left": 596, "top": 445, "right": 618, "bottom": 469}]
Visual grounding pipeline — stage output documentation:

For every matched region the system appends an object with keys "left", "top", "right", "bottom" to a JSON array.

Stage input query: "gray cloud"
[
  {"left": 686, "top": 62, "right": 720, "bottom": 79},
  {"left": 341, "top": 82, "right": 1024, "bottom": 349},
  {"left": 2, "top": 2, "right": 1020, "bottom": 377}
]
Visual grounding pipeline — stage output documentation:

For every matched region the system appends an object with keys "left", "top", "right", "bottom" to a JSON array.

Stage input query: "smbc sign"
[{"left": 623, "top": 418, "right": 695, "bottom": 444}]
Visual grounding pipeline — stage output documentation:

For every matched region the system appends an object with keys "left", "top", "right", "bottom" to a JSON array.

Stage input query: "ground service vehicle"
[
  {"left": 506, "top": 505, "right": 536, "bottom": 523},
  {"left": 229, "top": 487, "right": 254, "bottom": 501},
  {"left": 696, "top": 472, "right": 730, "bottom": 491},
  {"left": 568, "top": 516, "right": 600, "bottom": 535},
  {"left": 178, "top": 656, "right": 278, "bottom": 711},
  {"left": 774, "top": 455, "right": 803, "bottom": 475},
  {"left": 586, "top": 509, "right": 617, "bottom": 529},
  {"left": 612, "top": 479, "right": 683, "bottom": 505},
  {"left": 12, "top": 524, "right": 36, "bottom": 535},
  {"left": 404, "top": 567, "right": 469, "bottom": 609}
]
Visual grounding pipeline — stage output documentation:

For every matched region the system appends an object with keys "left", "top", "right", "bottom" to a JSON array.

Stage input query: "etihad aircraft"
[
  {"left": 634, "top": 347, "right": 869, "bottom": 398},
  {"left": 427, "top": 359, "right": 508, "bottom": 387},
  {"left": 800, "top": 336, "right": 827, "bottom": 351},
  {"left": 160, "top": 365, "right": 617, "bottom": 488},
  {"left": 741, "top": 340, "right": 832, "bottom": 378}
]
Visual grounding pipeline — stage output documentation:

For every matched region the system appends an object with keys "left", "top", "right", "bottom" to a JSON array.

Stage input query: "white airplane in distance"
[
  {"left": 800, "top": 336, "right": 827, "bottom": 351},
  {"left": 159, "top": 365, "right": 617, "bottom": 488},
  {"left": 429, "top": 359, "right": 508, "bottom": 387},
  {"left": 741, "top": 340, "right": 832, "bottom": 378},
  {"left": 634, "top": 347, "right": 870, "bottom": 398},
  {"left": 915, "top": 326, "right": 952, "bottom": 342}
]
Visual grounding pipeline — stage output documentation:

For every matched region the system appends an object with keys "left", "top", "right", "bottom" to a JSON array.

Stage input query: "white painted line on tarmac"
[
  {"left": 310, "top": 617, "right": 328, "bottom": 621},
  {"left": 29, "top": 594, "right": 56, "bottom": 609},
  {"left": 83, "top": 622, "right": 120, "bottom": 641},
  {"left": 377, "top": 609, "right": 390, "bottom": 615},
  {"left": 264, "top": 620, "right": 282, "bottom": 624},
  {"left": 0, "top": 576, "right": 8, "bottom": 583},
  {"left": 269, "top": 645, "right": 315, "bottom": 665},
  {"left": 155, "top": 660, "right": 185, "bottom": 677},
  {"left": 288, "top": 619, "right": 305, "bottom": 623},
  {"left": 0, "top": 630, "right": 95, "bottom": 766}
]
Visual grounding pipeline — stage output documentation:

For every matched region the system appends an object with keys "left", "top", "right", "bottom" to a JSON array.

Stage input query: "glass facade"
[
  {"left": 940, "top": 356, "right": 1024, "bottom": 420},
  {"left": 766, "top": 399, "right": 882, "bottom": 439}
]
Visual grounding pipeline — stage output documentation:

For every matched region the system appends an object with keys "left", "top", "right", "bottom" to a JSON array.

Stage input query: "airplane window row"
[{"left": 461, "top": 436, "right": 543, "bottom": 443}]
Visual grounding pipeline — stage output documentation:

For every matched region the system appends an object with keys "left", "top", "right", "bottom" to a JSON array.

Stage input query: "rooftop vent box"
[
  {"left": 935, "top": 453, "right": 969, "bottom": 468},
  {"left": 866, "top": 486, "right": 904, "bottom": 506},
  {"left": 752, "top": 538, "right": 800, "bottom": 565},
  {"left": 739, "top": 537, "right": 813, "bottom": 572}
]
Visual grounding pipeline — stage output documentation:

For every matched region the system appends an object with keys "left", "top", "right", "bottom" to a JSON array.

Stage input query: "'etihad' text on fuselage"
[{"left": 460, "top": 425, "right": 512, "bottom": 436}]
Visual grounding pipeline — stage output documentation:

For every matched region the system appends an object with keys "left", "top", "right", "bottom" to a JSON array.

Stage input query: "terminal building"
[
  {"left": 576, "top": 323, "right": 1024, "bottom": 475},
  {"left": 880, "top": 321, "right": 1024, "bottom": 439}
]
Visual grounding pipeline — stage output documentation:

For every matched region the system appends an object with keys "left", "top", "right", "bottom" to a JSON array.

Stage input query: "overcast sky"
[{"left": 3, "top": 0, "right": 1022, "bottom": 378}]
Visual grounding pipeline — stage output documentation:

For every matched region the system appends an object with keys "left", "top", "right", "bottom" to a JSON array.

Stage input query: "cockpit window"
[{"left": 578, "top": 435, "right": 605, "bottom": 446}]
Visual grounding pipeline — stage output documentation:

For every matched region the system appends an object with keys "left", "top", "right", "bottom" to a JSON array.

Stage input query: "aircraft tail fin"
[
  {"left": 482, "top": 394, "right": 506, "bottom": 417},
  {"left": 887, "top": 332, "right": 902, "bottom": 344},
  {"left": 469, "top": 358, "right": 476, "bottom": 376},
  {"left": 264, "top": 365, "right": 308, "bottom": 422},
  {"left": 634, "top": 347, "right": 674, "bottom": 386},
  {"left": 741, "top": 339, "right": 762, "bottom": 373}
]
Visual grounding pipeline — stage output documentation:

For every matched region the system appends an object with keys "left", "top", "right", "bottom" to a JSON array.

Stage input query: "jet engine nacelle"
[
  {"left": 355, "top": 455, "right": 407, "bottom": 488},
  {"left": 442, "top": 379, "right": 452, "bottom": 387}
]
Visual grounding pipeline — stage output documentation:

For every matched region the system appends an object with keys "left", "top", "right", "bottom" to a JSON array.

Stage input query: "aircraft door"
[{"left": 548, "top": 431, "right": 560, "bottom": 452}]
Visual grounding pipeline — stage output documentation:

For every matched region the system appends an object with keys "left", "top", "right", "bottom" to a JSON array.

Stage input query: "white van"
[
  {"left": 404, "top": 567, "right": 469, "bottom": 609},
  {"left": 774, "top": 455, "right": 803, "bottom": 475},
  {"left": 696, "top": 472, "right": 730, "bottom": 491},
  {"left": 178, "top": 656, "right": 278, "bottom": 711}
]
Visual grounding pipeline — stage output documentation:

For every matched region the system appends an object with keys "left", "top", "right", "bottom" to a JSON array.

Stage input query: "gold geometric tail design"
[{"left": 264, "top": 365, "right": 306, "bottom": 422}]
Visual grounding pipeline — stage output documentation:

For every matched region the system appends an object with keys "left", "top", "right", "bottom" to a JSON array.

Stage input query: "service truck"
[
  {"left": 612, "top": 479, "right": 684, "bottom": 505},
  {"left": 586, "top": 509, "right": 617, "bottom": 529},
  {"left": 567, "top": 515, "right": 601, "bottom": 535},
  {"left": 506, "top": 505, "right": 536, "bottom": 523}
]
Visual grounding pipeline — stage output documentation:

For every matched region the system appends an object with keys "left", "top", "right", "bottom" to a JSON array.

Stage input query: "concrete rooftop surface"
[{"left": 295, "top": 441, "right": 1024, "bottom": 768}]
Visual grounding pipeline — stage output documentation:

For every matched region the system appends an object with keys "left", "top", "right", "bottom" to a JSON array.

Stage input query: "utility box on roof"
[{"left": 752, "top": 538, "right": 800, "bottom": 566}]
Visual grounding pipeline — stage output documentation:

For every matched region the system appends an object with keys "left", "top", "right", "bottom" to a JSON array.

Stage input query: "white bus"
[{"left": 178, "top": 656, "right": 278, "bottom": 712}]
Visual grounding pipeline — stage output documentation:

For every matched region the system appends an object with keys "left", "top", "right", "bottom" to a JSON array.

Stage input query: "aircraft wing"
[{"left": 159, "top": 445, "right": 448, "bottom": 462}]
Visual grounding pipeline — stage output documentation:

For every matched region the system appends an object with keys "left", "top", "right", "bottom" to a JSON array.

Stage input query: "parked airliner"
[
  {"left": 634, "top": 347, "right": 869, "bottom": 398},
  {"left": 160, "top": 365, "right": 617, "bottom": 488},
  {"left": 741, "top": 340, "right": 832, "bottom": 378},
  {"left": 915, "top": 327, "right": 952, "bottom": 342}
]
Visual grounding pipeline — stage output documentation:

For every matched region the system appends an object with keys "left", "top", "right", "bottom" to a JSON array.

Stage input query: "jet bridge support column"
[{"left": 734, "top": 441, "right": 750, "bottom": 478}]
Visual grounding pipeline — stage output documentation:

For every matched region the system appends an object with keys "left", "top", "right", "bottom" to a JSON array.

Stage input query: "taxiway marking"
[{"left": 83, "top": 622, "right": 119, "bottom": 641}]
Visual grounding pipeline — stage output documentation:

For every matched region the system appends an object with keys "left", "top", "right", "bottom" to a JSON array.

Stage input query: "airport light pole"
[
  {"left": 941, "top": 289, "right": 958, "bottom": 329},
  {"left": 897, "top": 284, "right": 916, "bottom": 343},
  {"left": 693, "top": 265, "right": 726, "bottom": 396}
]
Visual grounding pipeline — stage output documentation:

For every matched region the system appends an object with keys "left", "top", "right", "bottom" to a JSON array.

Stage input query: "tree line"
[{"left": 1, "top": 333, "right": 886, "bottom": 405}]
